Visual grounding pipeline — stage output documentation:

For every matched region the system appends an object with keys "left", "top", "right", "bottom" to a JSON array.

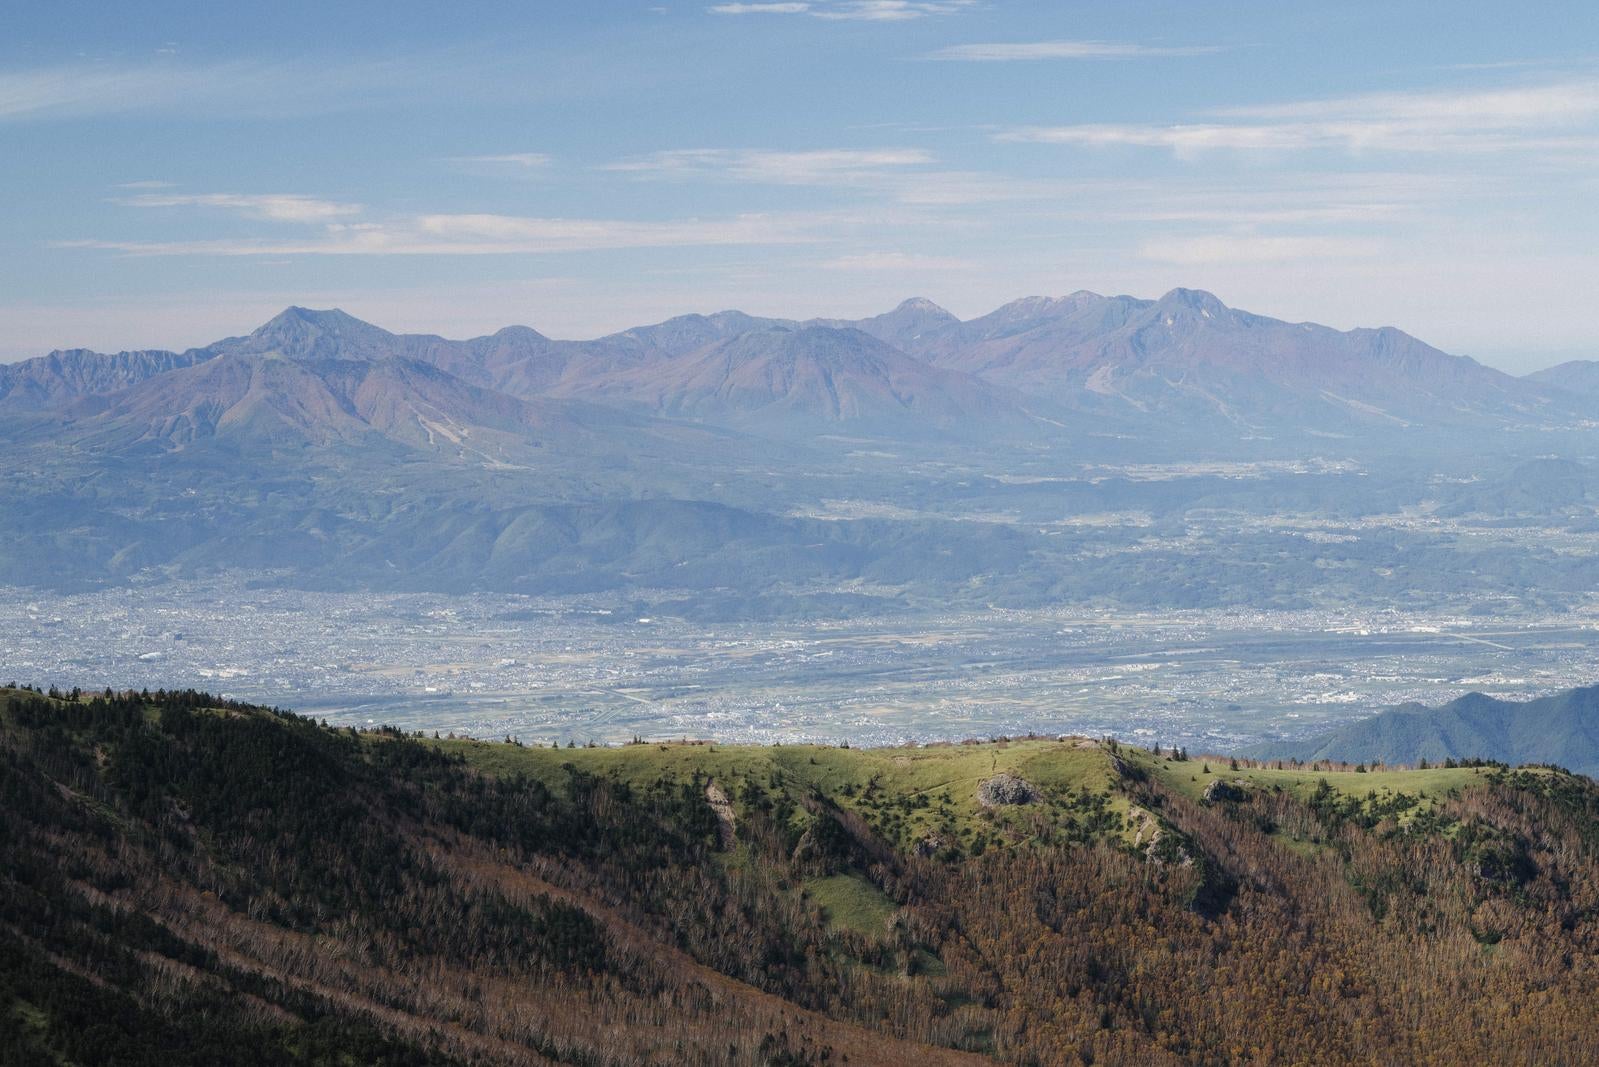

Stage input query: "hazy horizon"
[{"left": 1, "top": 287, "right": 1590, "bottom": 376}]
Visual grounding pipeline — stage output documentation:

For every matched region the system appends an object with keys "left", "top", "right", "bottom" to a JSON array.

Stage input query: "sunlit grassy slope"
[
  {"left": 437, "top": 736, "right": 1122, "bottom": 851},
  {"left": 432, "top": 734, "right": 1501, "bottom": 856},
  {"left": 1152, "top": 758, "right": 1494, "bottom": 805}
]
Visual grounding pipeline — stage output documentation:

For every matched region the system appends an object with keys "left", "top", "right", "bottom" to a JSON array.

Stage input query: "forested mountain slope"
[{"left": 5, "top": 686, "right": 1599, "bottom": 1064}]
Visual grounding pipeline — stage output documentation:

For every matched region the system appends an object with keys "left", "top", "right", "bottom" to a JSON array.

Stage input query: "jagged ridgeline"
[
  {"left": 8, "top": 292, "right": 1599, "bottom": 607},
  {"left": 5, "top": 688, "right": 1599, "bottom": 1065}
]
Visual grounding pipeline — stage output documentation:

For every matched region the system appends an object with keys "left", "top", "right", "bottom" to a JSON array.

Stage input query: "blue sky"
[{"left": 4, "top": 1, "right": 1598, "bottom": 371}]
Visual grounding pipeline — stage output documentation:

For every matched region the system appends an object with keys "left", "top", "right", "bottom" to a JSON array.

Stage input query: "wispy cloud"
[
  {"left": 59, "top": 210, "right": 834, "bottom": 256},
  {"left": 926, "top": 39, "right": 1225, "bottom": 62},
  {"left": 443, "top": 152, "right": 552, "bottom": 168},
  {"left": 888, "top": 171, "right": 1079, "bottom": 205},
  {"left": 815, "top": 0, "right": 975, "bottom": 18},
  {"left": 1139, "top": 234, "right": 1386, "bottom": 265},
  {"left": 998, "top": 77, "right": 1599, "bottom": 156},
  {"left": 710, "top": 1, "right": 975, "bottom": 20},
  {"left": 710, "top": 2, "right": 810, "bottom": 12},
  {"left": 115, "top": 193, "right": 364, "bottom": 223},
  {"left": 1065, "top": 172, "right": 1461, "bottom": 227},
  {"left": 605, "top": 146, "right": 1085, "bottom": 204},
  {"left": 0, "top": 57, "right": 416, "bottom": 123},
  {"left": 822, "top": 251, "right": 972, "bottom": 270},
  {"left": 1221, "top": 80, "right": 1599, "bottom": 125},
  {"left": 605, "top": 147, "right": 934, "bottom": 183}
]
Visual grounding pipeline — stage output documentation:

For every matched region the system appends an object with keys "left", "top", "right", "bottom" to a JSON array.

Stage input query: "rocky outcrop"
[
  {"left": 705, "top": 780, "right": 736, "bottom": 850},
  {"left": 976, "top": 773, "right": 1037, "bottom": 807},
  {"left": 1201, "top": 779, "right": 1249, "bottom": 805},
  {"left": 1129, "top": 805, "right": 1194, "bottom": 867},
  {"left": 791, "top": 826, "right": 818, "bottom": 865}
]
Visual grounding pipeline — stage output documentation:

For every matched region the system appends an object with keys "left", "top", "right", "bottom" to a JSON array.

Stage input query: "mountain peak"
[
  {"left": 982, "top": 292, "right": 1105, "bottom": 324},
  {"left": 488, "top": 324, "right": 550, "bottom": 343},
  {"left": 892, "top": 296, "right": 955, "bottom": 317},
  {"left": 254, "top": 306, "right": 381, "bottom": 336},
  {"left": 1155, "top": 288, "right": 1229, "bottom": 316},
  {"left": 235, "top": 307, "right": 396, "bottom": 361}
]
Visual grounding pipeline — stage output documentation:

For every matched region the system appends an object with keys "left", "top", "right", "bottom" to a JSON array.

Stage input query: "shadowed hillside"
[
  {"left": 1248, "top": 683, "right": 1599, "bottom": 775},
  {"left": 6, "top": 685, "right": 1599, "bottom": 1064}
]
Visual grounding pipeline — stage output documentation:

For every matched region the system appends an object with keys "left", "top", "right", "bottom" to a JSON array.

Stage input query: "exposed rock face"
[
  {"left": 1129, "top": 806, "right": 1161, "bottom": 849},
  {"left": 1108, "top": 752, "right": 1141, "bottom": 782},
  {"left": 1129, "top": 806, "right": 1194, "bottom": 867},
  {"left": 976, "top": 773, "right": 1037, "bottom": 806},
  {"left": 1201, "top": 779, "right": 1249, "bottom": 805},
  {"left": 705, "top": 780, "right": 736, "bottom": 850},
  {"left": 791, "top": 827, "right": 817, "bottom": 865}
]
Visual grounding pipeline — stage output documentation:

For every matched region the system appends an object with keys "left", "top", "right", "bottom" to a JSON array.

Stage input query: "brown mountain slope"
[
  {"left": 16, "top": 348, "right": 741, "bottom": 473},
  {"left": 0, "top": 346, "right": 212, "bottom": 412},
  {"left": 553, "top": 324, "right": 1023, "bottom": 431},
  {"left": 921, "top": 287, "right": 1551, "bottom": 432}
]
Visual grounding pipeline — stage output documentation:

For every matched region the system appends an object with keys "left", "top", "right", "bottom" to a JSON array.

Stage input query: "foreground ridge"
[{"left": 5, "top": 685, "right": 1599, "bottom": 1064}]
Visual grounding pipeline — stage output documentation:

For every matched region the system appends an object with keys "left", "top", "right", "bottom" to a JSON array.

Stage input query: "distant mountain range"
[
  {"left": 913, "top": 288, "right": 1557, "bottom": 435},
  {"left": 5, "top": 289, "right": 1599, "bottom": 603},
  {"left": 1528, "top": 359, "right": 1599, "bottom": 397},
  {"left": 548, "top": 324, "right": 1019, "bottom": 433},
  {"left": 20, "top": 340, "right": 730, "bottom": 465},
  {"left": 4, "top": 289, "right": 1584, "bottom": 443},
  {"left": 1246, "top": 685, "right": 1599, "bottom": 776},
  {"left": 0, "top": 347, "right": 212, "bottom": 411}
]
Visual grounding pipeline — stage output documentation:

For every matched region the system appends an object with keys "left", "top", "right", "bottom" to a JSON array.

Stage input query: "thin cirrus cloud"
[
  {"left": 709, "top": 2, "right": 810, "bottom": 11},
  {"left": 1066, "top": 172, "right": 1451, "bottom": 226},
  {"left": 998, "top": 77, "right": 1599, "bottom": 156},
  {"left": 605, "top": 147, "right": 935, "bottom": 183},
  {"left": 710, "top": 1, "right": 975, "bottom": 21},
  {"left": 59, "top": 209, "right": 835, "bottom": 257},
  {"left": 822, "top": 251, "right": 972, "bottom": 271},
  {"left": 443, "top": 152, "right": 552, "bottom": 168},
  {"left": 604, "top": 147, "right": 1078, "bottom": 204},
  {"left": 115, "top": 193, "right": 364, "bottom": 223},
  {"left": 925, "top": 40, "right": 1226, "bottom": 62},
  {"left": 1139, "top": 235, "right": 1386, "bottom": 265},
  {"left": 0, "top": 57, "right": 418, "bottom": 123}
]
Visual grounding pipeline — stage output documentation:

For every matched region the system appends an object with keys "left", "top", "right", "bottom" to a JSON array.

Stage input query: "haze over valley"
[{"left": 6, "top": 291, "right": 1599, "bottom": 751}]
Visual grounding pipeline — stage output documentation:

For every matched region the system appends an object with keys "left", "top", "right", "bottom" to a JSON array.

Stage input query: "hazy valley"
[{"left": 6, "top": 292, "right": 1599, "bottom": 753}]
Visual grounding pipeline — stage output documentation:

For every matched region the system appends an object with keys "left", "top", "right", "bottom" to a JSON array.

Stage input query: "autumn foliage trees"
[{"left": 4, "top": 688, "right": 1599, "bottom": 1065}]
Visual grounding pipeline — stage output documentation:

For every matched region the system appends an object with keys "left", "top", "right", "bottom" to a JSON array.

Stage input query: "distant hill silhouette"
[
  {"left": 1246, "top": 685, "right": 1599, "bottom": 776},
  {"left": 3, "top": 290, "right": 1578, "bottom": 441}
]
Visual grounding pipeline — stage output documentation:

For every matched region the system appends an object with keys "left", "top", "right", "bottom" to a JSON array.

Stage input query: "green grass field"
[
  {"left": 802, "top": 873, "right": 898, "bottom": 936},
  {"left": 425, "top": 733, "right": 1540, "bottom": 861},
  {"left": 1149, "top": 755, "right": 1495, "bottom": 806},
  {"left": 434, "top": 735, "right": 1132, "bottom": 848}
]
